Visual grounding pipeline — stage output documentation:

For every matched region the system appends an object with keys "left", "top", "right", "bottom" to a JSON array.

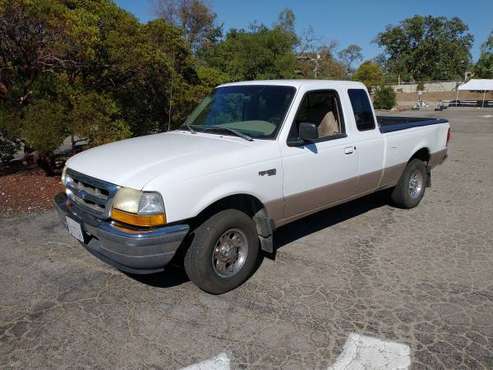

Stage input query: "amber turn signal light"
[{"left": 111, "top": 208, "right": 166, "bottom": 227}]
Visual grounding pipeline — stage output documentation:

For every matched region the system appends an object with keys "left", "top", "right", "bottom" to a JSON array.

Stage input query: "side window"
[
  {"left": 288, "top": 90, "right": 345, "bottom": 141},
  {"left": 348, "top": 89, "right": 375, "bottom": 131}
]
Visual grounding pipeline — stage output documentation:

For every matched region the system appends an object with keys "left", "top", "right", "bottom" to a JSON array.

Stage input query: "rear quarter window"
[{"left": 348, "top": 89, "right": 376, "bottom": 131}]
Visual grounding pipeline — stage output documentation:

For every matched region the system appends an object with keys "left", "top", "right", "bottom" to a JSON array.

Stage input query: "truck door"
[
  {"left": 280, "top": 89, "right": 359, "bottom": 221},
  {"left": 347, "top": 89, "right": 385, "bottom": 194}
]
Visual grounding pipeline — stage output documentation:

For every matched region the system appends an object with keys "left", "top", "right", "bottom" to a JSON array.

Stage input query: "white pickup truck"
[{"left": 55, "top": 80, "right": 449, "bottom": 294}]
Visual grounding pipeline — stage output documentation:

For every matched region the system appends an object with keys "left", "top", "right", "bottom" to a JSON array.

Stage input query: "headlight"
[
  {"left": 62, "top": 167, "right": 74, "bottom": 198},
  {"left": 61, "top": 166, "right": 70, "bottom": 185},
  {"left": 111, "top": 188, "right": 166, "bottom": 227}
]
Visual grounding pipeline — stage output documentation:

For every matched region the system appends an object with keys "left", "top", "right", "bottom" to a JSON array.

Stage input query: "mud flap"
[{"left": 253, "top": 209, "right": 274, "bottom": 253}]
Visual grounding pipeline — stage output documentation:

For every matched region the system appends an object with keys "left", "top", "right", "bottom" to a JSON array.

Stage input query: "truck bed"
[{"left": 377, "top": 116, "right": 448, "bottom": 133}]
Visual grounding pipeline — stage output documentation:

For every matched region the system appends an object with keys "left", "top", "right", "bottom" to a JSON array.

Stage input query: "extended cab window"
[
  {"left": 288, "top": 90, "right": 344, "bottom": 141},
  {"left": 348, "top": 89, "right": 375, "bottom": 131},
  {"left": 184, "top": 85, "right": 296, "bottom": 139}
]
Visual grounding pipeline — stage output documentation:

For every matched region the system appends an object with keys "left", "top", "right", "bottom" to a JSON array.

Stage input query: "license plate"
[{"left": 66, "top": 217, "right": 84, "bottom": 242}]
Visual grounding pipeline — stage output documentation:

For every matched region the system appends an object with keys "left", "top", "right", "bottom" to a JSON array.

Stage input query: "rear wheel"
[
  {"left": 184, "top": 209, "right": 260, "bottom": 294},
  {"left": 390, "top": 159, "right": 427, "bottom": 209}
]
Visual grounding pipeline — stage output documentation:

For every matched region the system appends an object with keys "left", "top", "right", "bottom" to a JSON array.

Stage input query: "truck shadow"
[
  {"left": 124, "top": 263, "right": 190, "bottom": 288},
  {"left": 126, "top": 191, "right": 390, "bottom": 288}
]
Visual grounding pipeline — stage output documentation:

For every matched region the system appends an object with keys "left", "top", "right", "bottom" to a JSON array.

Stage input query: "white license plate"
[{"left": 66, "top": 217, "right": 84, "bottom": 242}]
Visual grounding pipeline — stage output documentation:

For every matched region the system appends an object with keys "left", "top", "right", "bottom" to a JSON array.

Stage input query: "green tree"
[
  {"left": 338, "top": 44, "right": 363, "bottom": 74},
  {"left": 296, "top": 47, "right": 347, "bottom": 80},
  {"left": 0, "top": 0, "right": 223, "bottom": 161},
  {"left": 353, "top": 61, "right": 384, "bottom": 90},
  {"left": 277, "top": 8, "right": 296, "bottom": 35},
  {"left": 373, "top": 85, "right": 396, "bottom": 110},
  {"left": 474, "top": 31, "right": 493, "bottom": 78},
  {"left": 21, "top": 99, "right": 68, "bottom": 153},
  {"left": 154, "top": 0, "right": 222, "bottom": 52},
  {"left": 200, "top": 22, "right": 298, "bottom": 81},
  {"left": 376, "top": 15, "right": 473, "bottom": 81},
  {"left": 68, "top": 92, "right": 131, "bottom": 146},
  {"left": 0, "top": 0, "right": 99, "bottom": 110}
]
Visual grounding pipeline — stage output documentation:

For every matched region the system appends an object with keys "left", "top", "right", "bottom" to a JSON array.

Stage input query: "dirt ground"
[
  {"left": 1, "top": 109, "right": 492, "bottom": 369},
  {"left": 396, "top": 91, "right": 493, "bottom": 109},
  {"left": 0, "top": 168, "right": 64, "bottom": 217}
]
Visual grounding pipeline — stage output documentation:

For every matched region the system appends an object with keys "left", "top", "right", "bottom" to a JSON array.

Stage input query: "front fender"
[
  {"left": 190, "top": 181, "right": 268, "bottom": 218},
  {"left": 147, "top": 160, "right": 283, "bottom": 224}
]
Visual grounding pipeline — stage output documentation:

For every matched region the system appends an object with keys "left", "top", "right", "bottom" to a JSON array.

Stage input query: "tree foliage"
[
  {"left": 154, "top": 0, "right": 222, "bottom": 52},
  {"left": 296, "top": 48, "right": 347, "bottom": 80},
  {"left": 474, "top": 31, "right": 493, "bottom": 78},
  {"left": 376, "top": 15, "right": 473, "bottom": 81},
  {"left": 353, "top": 61, "right": 384, "bottom": 90},
  {"left": 277, "top": 8, "right": 296, "bottom": 35},
  {"left": 295, "top": 26, "right": 346, "bottom": 79},
  {"left": 0, "top": 0, "right": 223, "bottom": 161},
  {"left": 338, "top": 44, "right": 363, "bottom": 74},
  {"left": 200, "top": 24, "right": 299, "bottom": 81}
]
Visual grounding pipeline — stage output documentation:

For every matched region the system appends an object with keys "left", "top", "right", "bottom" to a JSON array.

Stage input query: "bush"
[
  {"left": 373, "top": 85, "right": 396, "bottom": 110},
  {"left": 21, "top": 100, "right": 68, "bottom": 153}
]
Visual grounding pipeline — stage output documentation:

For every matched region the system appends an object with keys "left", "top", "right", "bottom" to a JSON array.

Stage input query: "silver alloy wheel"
[
  {"left": 212, "top": 228, "right": 248, "bottom": 278},
  {"left": 408, "top": 170, "right": 424, "bottom": 199}
]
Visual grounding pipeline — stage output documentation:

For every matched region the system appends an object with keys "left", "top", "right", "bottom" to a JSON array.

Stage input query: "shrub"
[{"left": 373, "top": 85, "right": 396, "bottom": 110}]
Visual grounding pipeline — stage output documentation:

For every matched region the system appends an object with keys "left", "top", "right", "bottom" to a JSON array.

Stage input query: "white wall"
[{"left": 391, "top": 81, "right": 460, "bottom": 93}]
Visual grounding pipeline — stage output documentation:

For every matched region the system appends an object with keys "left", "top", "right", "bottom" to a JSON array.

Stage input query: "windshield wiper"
[
  {"left": 179, "top": 122, "right": 196, "bottom": 134},
  {"left": 200, "top": 126, "right": 254, "bottom": 141}
]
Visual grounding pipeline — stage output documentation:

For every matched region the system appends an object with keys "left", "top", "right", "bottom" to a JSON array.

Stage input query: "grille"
[{"left": 65, "top": 168, "right": 118, "bottom": 218}]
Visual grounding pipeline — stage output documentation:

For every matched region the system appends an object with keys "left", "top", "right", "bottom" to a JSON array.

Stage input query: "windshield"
[{"left": 184, "top": 85, "right": 296, "bottom": 139}]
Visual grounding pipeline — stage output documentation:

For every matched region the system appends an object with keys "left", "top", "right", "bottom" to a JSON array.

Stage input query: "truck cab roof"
[{"left": 218, "top": 79, "right": 368, "bottom": 90}]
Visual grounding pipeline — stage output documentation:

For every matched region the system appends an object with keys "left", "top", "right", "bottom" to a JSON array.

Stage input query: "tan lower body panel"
[
  {"left": 265, "top": 164, "right": 406, "bottom": 228},
  {"left": 283, "top": 176, "right": 358, "bottom": 220},
  {"left": 429, "top": 148, "right": 448, "bottom": 168},
  {"left": 265, "top": 151, "right": 446, "bottom": 228},
  {"left": 379, "top": 162, "right": 407, "bottom": 189}
]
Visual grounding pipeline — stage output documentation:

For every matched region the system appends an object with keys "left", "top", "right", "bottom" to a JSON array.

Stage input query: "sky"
[{"left": 116, "top": 0, "right": 492, "bottom": 63}]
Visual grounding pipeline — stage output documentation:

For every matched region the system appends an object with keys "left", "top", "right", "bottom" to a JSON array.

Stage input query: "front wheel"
[
  {"left": 184, "top": 209, "right": 260, "bottom": 294},
  {"left": 390, "top": 159, "right": 427, "bottom": 209}
]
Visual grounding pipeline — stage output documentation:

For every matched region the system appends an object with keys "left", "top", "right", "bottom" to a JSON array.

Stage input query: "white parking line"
[
  {"left": 328, "top": 333, "right": 411, "bottom": 370},
  {"left": 182, "top": 352, "right": 230, "bottom": 370},
  {"left": 182, "top": 334, "right": 410, "bottom": 370}
]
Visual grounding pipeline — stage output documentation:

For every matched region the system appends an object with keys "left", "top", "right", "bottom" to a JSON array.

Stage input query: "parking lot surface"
[{"left": 1, "top": 109, "right": 492, "bottom": 369}]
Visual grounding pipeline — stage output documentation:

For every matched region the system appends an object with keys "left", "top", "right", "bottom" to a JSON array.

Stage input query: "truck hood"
[{"left": 66, "top": 131, "right": 278, "bottom": 189}]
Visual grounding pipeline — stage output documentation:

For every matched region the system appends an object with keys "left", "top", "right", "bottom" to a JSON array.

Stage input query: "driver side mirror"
[
  {"left": 299, "top": 122, "right": 318, "bottom": 142},
  {"left": 287, "top": 122, "right": 319, "bottom": 146}
]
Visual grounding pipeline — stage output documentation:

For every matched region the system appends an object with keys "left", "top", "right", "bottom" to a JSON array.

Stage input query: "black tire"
[
  {"left": 184, "top": 209, "right": 260, "bottom": 294},
  {"left": 390, "top": 159, "right": 427, "bottom": 209}
]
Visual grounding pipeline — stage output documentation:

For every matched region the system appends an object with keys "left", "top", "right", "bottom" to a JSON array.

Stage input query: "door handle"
[{"left": 344, "top": 146, "right": 354, "bottom": 155}]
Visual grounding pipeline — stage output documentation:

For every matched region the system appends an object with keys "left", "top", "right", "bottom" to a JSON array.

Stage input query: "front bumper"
[{"left": 54, "top": 193, "right": 189, "bottom": 274}]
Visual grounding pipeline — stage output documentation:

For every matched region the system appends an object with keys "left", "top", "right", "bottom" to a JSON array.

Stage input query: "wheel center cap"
[{"left": 220, "top": 245, "right": 236, "bottom": 259}]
